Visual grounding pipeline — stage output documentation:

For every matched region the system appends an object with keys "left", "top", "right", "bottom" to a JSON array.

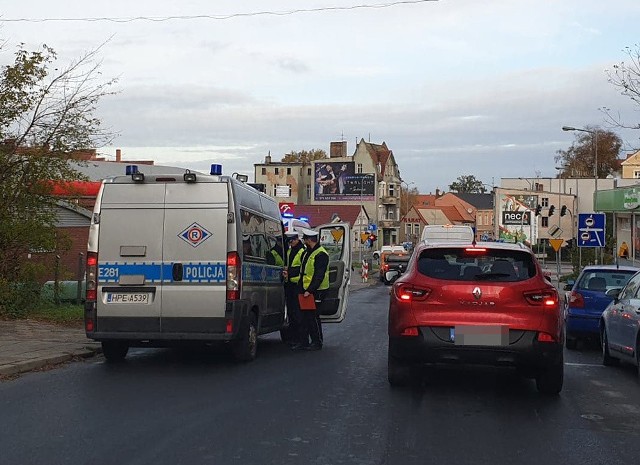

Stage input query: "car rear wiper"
[{"left": 475, "top": 273, "right": 511, "bottom": 280}]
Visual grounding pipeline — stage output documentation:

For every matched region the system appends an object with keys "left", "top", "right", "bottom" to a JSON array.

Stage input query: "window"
[
  {"left": 541, "top": 217, "right": 549, "bottom": 227},
  {"left": 634, "top": 170, "right": 640, "bottom": 179},
  {"left": 261, "top": 167, "right": 266, "bottom": 175},
  {"left": 357, "top": 163, "right": 363, "bottom": 174},
  {"left": 287, "top": 167, "right": 291, "bottom": 175},
  {"left": 389, "top": 184, "right": 395, "bottom": 196},
  {"left": 541, "top": 197, "right": 549, "bottom": 207},
  {"left": 275, "top": 167, "right": 279, "bottom": 175},
  {"left": 307, "top": 168, "right": 312, "bottom": 176},
  {"left": 306, "top": 184, "right": 311, "bottom": 199},
  {"left": 406, "top": 224, "right": 411, "bottom": 235},
  {"left": 240, "top": 209, "right": 268, "bottom": 262},
  {"left": 413, "top": 224, "right": 420, "bottom": 235},
  {"left": 272, "top": 185, "right": 278, "bottom": 197},
  {"left": 287, "top": 184, "right": 292, "bottom": 196}
]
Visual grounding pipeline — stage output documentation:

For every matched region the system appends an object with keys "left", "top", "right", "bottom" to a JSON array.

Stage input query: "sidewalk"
[
  {"left": 0, "top": 319, "right": 101, "bottom": 378},
  {"left": 0, "top": 280, "right": 378, "bottom": 379}
]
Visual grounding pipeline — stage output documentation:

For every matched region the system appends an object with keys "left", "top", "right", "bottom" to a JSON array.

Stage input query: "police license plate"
[
  {"left": 105, "top": 293, "right": 150, "bottom": 304},
  {"left": 452, "top": 325, "right": 508, "bottom": 346}
]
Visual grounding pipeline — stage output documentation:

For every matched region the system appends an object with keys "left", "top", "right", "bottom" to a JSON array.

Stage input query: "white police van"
[{"left": 85, "top": 165, "right": 351, "bottom": 362}]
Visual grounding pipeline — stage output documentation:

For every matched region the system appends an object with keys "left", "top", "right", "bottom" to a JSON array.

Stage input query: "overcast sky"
[{"left": 2, "top": 0, "right": 640, "bottom": 193}]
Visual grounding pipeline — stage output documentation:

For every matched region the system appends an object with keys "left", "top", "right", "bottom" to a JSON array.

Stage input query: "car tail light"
[
  {"left": 523, "top": 289, "right": 558, "bottom": 308},
  {"left": 226, "top": 251, "right": 241, "bottom": 300},
  {"left": 568, "top": 291, "right": 584, "bottom": 308},
  {"left": 395, "top": 283, "right": 430, "bottom": 302},
  {"left": 400, "top": 327, "right": 419, "bottom": 337},
  {"left": 86, "top": 252, "right": 98, "bottom": 302},
  {"left": 537, "top": 332, "right": 556, "bottom": 343},
  {"left": 464, "top": 247, "right": 487, "bottom": 253},
  {"left": 226, "top": 319, "right": 233, "bottom": 333}
]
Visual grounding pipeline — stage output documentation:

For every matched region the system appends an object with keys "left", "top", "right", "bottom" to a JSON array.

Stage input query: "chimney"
[
  {"left": 265, "top": 151, "right": 272, "bottom": 164},
  {"left": 435, "top": 188, "right": 440, "bottom": 197},
  {"left": 116, "top": 149, "right": 122, "bottom": 162},
  {"left": 330, "top": 141, "right": 347, "bottom": 158}
]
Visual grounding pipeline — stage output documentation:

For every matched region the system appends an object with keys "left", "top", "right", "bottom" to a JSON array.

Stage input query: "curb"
[{"left": 0, "top": 346, "right": 102, "bottom": 378}]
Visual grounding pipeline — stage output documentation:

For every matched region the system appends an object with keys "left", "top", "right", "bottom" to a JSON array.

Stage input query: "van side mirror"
[{"left": 605, "top": 288, "right": 622, "bottom": 301}]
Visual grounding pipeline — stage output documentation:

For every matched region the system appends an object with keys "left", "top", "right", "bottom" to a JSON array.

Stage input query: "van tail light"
[
  {"left": 523, "top": 289, "right": 558, "bottom": 308},
  {"left": 568, "top": 291, "right": 584, "bottom": 309},
  {"left": 226, "top": 251, "right": 241, "bottom": 300},
  {"left": 395, "top": 284, "right": 430, "bottom": 302},
  {"left": 86, "top": 252, "right": 98, "bottom": 302}
]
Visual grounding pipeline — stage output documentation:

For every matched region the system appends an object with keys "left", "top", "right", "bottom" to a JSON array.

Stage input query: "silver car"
[{"left": 600, "top": 269, "right": 640, "bottom": 377}]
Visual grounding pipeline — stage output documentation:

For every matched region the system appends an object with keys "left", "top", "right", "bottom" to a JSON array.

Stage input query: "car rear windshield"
[
  {"left": 417, "top": 247, "right": 536, "bottom": 282},
  {"left": 576, "top": 270, "right": 636, "bottom": 291}
]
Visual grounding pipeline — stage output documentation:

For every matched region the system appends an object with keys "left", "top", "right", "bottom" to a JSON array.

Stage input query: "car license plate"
[
  {"left": 452, "top": 325, "right": 508, "bottom": 346},
  {"left": 105, "top": 293, "right": 150, "bottom": 304}
]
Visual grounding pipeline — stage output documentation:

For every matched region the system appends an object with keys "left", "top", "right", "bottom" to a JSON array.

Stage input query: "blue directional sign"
[{"left": 577, "top": 213, "right": 606, "bottom": 248}]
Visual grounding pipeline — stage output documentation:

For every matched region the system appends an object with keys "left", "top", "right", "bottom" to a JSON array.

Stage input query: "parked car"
[
  {"left": 373, "top": 245, "right": 405, "bottom": 261},
  {"left": 564, "top": 265, "right": 638, "bottom": 350},
  {"left": 382, "top": 253, "right": 411, "bottom": 285},
  {"left": 379, "top": 250, "right": 409, "bottom": 282},
  {"left": 387, "top": 240, "right": 564, "bottom": 394},
  {"left": 600, "top": 270, "right": 640, "bottom": 376}
]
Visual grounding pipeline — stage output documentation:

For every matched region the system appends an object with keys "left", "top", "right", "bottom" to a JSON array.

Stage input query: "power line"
[{"left": 0, "top": 0, "right": 438, "bottom": 24}]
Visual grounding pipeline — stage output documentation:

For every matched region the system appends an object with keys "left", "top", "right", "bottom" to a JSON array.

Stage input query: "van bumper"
[{"left": 85, "top": 301, "right": 251, "bottom": 342}]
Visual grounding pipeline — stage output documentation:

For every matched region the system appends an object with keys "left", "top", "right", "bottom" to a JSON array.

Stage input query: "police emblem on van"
[{"left": 178, "top": 222, "right": 212, "bottom": 247}]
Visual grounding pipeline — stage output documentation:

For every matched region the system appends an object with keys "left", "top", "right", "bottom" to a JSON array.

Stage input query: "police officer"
[
  {"left": 293, "top": 227, "right": 329, "bottom": 351},
  {"left": 267, "top": 235, "right": 284, "bottom": 266},
  {"left": 282, "top": 229, "right": 305, "bottom": 346}
]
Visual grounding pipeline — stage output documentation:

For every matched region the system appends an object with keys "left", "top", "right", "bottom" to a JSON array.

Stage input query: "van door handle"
[{"left": 172, "top": 263, "right": 183, "bottom": 281}]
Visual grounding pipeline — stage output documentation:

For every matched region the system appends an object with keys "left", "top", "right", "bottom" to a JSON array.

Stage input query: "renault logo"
[{"left": 472, "top": 287, "right": 482, "bottom": 300}]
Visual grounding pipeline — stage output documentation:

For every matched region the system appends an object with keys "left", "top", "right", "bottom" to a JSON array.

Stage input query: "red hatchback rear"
[{"left": 387, "top": 241, "right": 564, "bottom": 394}]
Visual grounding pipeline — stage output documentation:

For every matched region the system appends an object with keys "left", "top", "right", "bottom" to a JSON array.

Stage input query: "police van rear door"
[
  {"left": 161, "top": 180, "right": 229, "bottom": 334},
  {"left": 97, "top": 182, "right": 165, "bottom": 333},
  {"left": 317, "top": 222, "right": 351, "bottom": 323}
]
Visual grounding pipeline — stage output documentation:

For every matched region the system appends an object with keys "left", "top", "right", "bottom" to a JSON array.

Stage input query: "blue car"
[{"left": 564, "top": 265, "right": 638, "bottom": 349}]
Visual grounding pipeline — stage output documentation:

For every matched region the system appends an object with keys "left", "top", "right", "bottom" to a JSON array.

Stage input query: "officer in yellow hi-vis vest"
[
  {"left": 292, "top": 227, "right": 330, "bottom": 351},
  {"left": 282, "top": 229, "right": 305, "bottom": 346},
  {"left": 267, "top": 235, "right": 285, "bottom": 266}
]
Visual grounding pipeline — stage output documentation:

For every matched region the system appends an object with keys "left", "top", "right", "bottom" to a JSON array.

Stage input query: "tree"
[
  {"left": 448, "top": 175, "right": 486, "bottom": 193},
  {"left": 400, "top": 185, "right": 420, "bottom": 218},
  {"left": 0, "top": 43, "right": 116, "bottom": 316},
  {"left": 554, "top": 127, "right": 622, "bottom": 178},
  {"left": 281, "top": 149, "right": 327, "bottom": 164},
  {"left": 604, "top": 44, "right": 640, "bottom": 131}
]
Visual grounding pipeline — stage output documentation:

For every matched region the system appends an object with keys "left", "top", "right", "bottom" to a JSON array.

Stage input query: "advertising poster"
[
  {"left": 498, "top": 193, "right": 538, "bottom": 245},
  {"left": 314, "top": 161, "right": 375, "bottom": 201}
]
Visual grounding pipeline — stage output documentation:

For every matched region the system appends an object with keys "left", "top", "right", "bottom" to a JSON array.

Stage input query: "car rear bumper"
[
  {"left": 389, "top": 326, "right": 563, "bottom": 369},
  {"left": 566, "top": 314, "right": 600, "bottom": 336}
]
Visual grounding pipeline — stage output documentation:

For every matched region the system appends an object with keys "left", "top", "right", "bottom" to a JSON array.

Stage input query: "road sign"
[
  {"left": 549, "top": 238, "right": 564, "bottom": 252},
  {"left": 577, "top": 213, "right": 606, "bottom": 248},
  {"left": 279, "top": 202, "right": 294, "bottom": 216}
]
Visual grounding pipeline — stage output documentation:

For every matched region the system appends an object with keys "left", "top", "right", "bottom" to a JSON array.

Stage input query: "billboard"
[
  {"left": 497, "top": 193, "right": 538, "bottom": 244},
  {"left": 314, "top": 161, "right": 375, "bottom": 201}
]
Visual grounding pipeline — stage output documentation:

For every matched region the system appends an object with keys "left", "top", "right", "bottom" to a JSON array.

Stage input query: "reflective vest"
[
  {"left": 286, "top": 247, "right": 305, "bottom": 284},
  {"left": 302, "top": 246, "right": 330, "bottom": 291},
  {"left": 270, "top": 249, "right": 284, "bottom": 266}
]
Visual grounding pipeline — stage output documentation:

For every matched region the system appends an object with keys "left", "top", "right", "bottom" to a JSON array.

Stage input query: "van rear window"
[{"left": 417, "top": 247, "right": 535, "bottom": 282}]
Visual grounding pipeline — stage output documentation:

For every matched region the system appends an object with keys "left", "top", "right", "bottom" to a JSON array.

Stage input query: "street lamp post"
[{"left": 563, "top": 125, "right": 599, "bottom": 263}]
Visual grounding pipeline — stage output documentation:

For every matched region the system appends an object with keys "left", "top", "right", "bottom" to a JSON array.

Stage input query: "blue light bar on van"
[
  {"left": 282, "top": 213, "right": 294, "bottom": 218},
  {"left": 210, "top": 164, "right": 223, "bottom": 175},
  {"left": 298, "top": 216, "right": 309, "bottom": 222},
  {"left": 125, "top": 165, "right": 139, "bottom": 175}
]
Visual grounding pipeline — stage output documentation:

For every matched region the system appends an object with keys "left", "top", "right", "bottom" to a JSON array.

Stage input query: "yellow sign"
[
  {"left": 360, "top": 232, "right": 369, "bottom": 242},
  {"left": 329, "top": 228, "right": 344, "bottom": 242},
  {"left": 549, "top": 238, "right": 564, "bottom": 252}
]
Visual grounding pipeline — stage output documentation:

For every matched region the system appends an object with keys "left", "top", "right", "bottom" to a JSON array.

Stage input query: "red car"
[{"left": 387, "top": 240, "right": 564, "bottom": 394}]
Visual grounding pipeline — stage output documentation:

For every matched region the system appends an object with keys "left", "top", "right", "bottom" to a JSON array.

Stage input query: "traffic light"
[
  {"left": 534, "top": 204, "right": 542, "bottom": 216},
  {"left": 548, "top": 205, "right": 555, "bottom": 216},
  {"left": 560, "top": 205, "right": 567, "bottom": 216}
]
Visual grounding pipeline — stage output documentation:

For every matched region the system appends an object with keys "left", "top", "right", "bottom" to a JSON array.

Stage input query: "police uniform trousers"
[
  {"left": 300, "top": 290, "right": 324, "bottom": 347},
  {"left": 284, "top": 282, "right": 303, "bottom": 344}
]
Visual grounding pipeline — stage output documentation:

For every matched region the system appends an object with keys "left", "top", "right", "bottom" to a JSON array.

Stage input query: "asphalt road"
[{"left": 2, "top": 284, "right": 640, "bottom": 465}]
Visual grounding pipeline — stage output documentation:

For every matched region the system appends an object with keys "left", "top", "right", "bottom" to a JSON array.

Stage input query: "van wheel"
[
  {"left": 102, "top": 341, "right": 129, "bottom": 362},
  {"left": 535, "top": 355, "right": 564, "bottom": 395},
  {"left": 232, "top": 313, "right": 258, "bottom": 362}
]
